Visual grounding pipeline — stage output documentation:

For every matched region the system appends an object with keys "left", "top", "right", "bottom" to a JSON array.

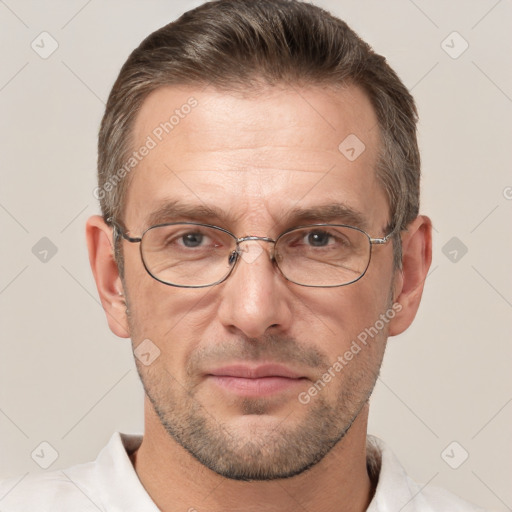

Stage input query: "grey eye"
[
  {"left": 181, "top": 232, "right": 204, "bottom": 247},
  {"left": 306, "top": 231, "right": 332, "bottom": 247}
]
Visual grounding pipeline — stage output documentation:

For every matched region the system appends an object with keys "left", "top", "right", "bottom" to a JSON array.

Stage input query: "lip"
[
  {"left": 207, "top": 364, "right": 303, "bottom": 379},
  {"left": 206, "top": 364, "right": 307, "bottom": 397}
]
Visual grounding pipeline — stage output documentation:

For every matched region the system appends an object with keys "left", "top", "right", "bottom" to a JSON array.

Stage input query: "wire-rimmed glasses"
[{"left": 108, "top": 218, "right": 395, "bottom": 288}]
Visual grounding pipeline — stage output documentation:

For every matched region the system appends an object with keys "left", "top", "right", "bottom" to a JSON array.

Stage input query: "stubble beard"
[
  {"left": 131, "top": 346, "right": 386, "bottom": 480},
  {"left": 125, "top": 289, "right": 392, "bottom": 481}
]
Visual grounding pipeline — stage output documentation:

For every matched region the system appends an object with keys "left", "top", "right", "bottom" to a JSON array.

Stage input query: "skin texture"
[{"left": 86, "top": 83, "right": 432, "bottom": 512}]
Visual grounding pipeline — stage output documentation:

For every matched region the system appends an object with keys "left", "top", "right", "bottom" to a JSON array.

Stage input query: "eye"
[
  {"left": 281, "top": 227, "right": 354, "bottom": 253},
  {"left": 180, "top": 232, "right": 206, "bottom": 248},
  {"left": 157, "top": 227, "right": 220, "bottom": 251},
  {"left": 303, "top": 230, "right": 334, "bottom": 247}
]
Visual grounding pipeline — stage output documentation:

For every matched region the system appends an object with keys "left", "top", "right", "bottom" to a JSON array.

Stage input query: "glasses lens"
[
  {"left": 141, "top": 224, "right": 236, "bottom": 287},
  {"left": 275, "top": 225, "right": 371, "bottom": 286}
]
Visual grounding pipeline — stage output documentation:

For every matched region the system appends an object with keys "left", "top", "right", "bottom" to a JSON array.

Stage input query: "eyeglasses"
[{"left": 108, "top": 218, "right": 395, "bottom": 288}]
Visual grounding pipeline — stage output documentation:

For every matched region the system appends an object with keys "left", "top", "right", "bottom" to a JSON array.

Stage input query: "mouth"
[{"left": 206, "top": 364, "right": 308, "bottom": 397}]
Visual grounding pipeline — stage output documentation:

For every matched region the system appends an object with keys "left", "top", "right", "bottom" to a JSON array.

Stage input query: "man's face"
[{"left": 121, "top": 83, "right": 397, "bottom": 480}]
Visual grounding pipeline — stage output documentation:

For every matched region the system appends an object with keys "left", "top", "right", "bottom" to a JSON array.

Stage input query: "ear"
[
  {"left": 388, "top": 215, "right": 432, "bottom": 336},
  {"left": 85, "top": 215, "right": 130, "bottom": 338}
]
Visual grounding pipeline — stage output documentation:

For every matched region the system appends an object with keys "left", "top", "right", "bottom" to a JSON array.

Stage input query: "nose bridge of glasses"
[
  {"left": 236, "top": 235, "right": 276, "bottom": 244},
  {"left": 234, "top": 235, "right": 277, "bottom": 260}
]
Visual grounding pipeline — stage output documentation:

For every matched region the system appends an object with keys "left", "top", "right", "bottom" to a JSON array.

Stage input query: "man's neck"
[{"left": 130, "top": 403, "right": 375, "bottom": 512}]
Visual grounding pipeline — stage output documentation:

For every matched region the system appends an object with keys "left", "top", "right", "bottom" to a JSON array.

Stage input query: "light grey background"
[{"left": 1, "top": 0, "right": 511, "bottom": 510}]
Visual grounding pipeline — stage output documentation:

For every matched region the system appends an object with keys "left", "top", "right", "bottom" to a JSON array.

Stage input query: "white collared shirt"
[{"left": 0, "top": 432, "right": 486, "bottom": 511}]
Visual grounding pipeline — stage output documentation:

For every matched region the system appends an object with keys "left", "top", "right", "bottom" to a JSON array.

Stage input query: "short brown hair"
[{"left": 97, "top": 0, "right": 420, "bottom": 272}]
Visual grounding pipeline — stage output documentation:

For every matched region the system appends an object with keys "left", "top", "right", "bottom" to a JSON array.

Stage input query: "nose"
[{"left": 217, "top": 239, "right": 293, "bottom": 339}]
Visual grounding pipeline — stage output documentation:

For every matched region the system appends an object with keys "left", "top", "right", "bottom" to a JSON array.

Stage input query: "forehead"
[{"left": 124, "top": 83, "right": 387, "bottom": 233}]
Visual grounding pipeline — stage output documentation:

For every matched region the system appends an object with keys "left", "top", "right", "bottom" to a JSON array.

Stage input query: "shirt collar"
[
  {"left": 93, "top": 432, "right": 427, "bottom": 512},
  {"left": 92, "top": 431, "right": 159, "bottom": 511}
]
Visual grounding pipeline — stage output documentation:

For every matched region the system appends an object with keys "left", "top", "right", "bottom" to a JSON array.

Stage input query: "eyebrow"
[
  {"left": 282, "top": 204, "right": 370, "bottom": 231},
  {"left": 143, "top": 199, "right": 370, "bottom": 232},
  {"left": 144, "top": 200, "right": 225, "bottom": 229}
]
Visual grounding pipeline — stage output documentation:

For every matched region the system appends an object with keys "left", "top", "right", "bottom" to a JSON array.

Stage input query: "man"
[{"left": 0, "top": 0, "right": 484, "bottom": 510}]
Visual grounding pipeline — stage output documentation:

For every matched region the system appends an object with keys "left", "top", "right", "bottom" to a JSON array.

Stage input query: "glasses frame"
[{"left": 107, "top": 217, "right": 396, "bottom": 289}]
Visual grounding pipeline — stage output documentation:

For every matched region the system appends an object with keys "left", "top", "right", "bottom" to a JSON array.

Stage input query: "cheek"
[
  {"left": 314, "top": 280, "right": 388, "bottom": 333},
  {"left": 124, "top": 273, "right": 213, "bottom": 370},
  {"left": 300, "top": 272, "right": 393, "bottom": 368}
]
